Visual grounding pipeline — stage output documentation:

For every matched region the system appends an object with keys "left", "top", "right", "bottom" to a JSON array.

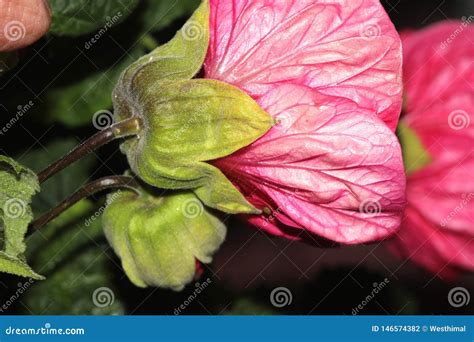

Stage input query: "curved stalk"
[
  {"left": 38, "top": 117, "right": 141, "bottom": 183},
  {"left": 30, "top": 175, "right": 140, "bottom": 231}
]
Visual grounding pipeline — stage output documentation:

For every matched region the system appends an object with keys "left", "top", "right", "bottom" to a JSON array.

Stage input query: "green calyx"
[
  {"left": 112, "top": 0, "right": 273, "bottom": 214},
  {"left": 397, "top": 122, "right": 432, "bottom": 175},
  {"left": 102, "top": 186, "right": 226, "bottom": 290}
]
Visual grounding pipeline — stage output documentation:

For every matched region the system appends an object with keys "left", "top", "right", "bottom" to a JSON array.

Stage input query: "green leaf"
[
  {"left": 140, "top": 0, "right": 200, "bottom": 33},
  {"left": 103, "top": 187, "right": 226, "bottom": 290},
  {"left": 0, "top": 156, "right": 41, "bottom": 279},
  {"left": 122, "top": 79, "right": 273, "bottom": 213},
  {"left": 23, "top": 200, "right": 124, "bottom": 314},
  {"left": 0, "top": 252, "right": 43, "bottom": 280},
  {"left": 43, "top": 45, "right": 145, "bottom": 127},
  {"left": 113, "top": 0, "right": 210, "bottom": 116},
  {"left": 397, "top": 122, "right": 432, "bottom": 175},
  {"left": 49, "top": 0, "right": 139, "bottom": 37}
]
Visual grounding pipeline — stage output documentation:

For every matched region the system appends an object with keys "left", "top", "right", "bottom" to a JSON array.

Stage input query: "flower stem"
[
  {"left": 37, "top": 117, "right": 141, "bottom": 183},
  {"left": 30, "top": 175, "right": 140, "bottom": 231}
]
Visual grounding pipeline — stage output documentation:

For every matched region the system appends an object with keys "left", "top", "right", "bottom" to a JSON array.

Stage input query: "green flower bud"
[
  {"left": 112, "top": 0, "right": 273, "bottom": 214},
  {"left": 102, "top": 186, "right": 226, "bottom": 290}
]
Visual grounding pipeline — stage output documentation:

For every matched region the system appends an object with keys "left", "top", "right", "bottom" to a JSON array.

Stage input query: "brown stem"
[
  {"left": 38, "top": 117, "right": 141, "bottom": 183},
  {"left": 30, "top": 175, "right": 140, "bottom": 231}
]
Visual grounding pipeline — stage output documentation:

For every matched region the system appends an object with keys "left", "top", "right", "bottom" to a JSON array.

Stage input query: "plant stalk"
[
  {"left": 38, "top": 117, "right": 141, "bottom": 183},
  {"left": 30, "top": 175, "right": 140, "bottom": 231}
]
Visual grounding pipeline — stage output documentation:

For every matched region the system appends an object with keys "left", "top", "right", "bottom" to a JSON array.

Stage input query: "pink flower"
[
  {"left": 204, "top": 0, "right": 406, "bottom": 244},
  {"left": 389, "top": 21, "right": 474, "bottom": 278}
]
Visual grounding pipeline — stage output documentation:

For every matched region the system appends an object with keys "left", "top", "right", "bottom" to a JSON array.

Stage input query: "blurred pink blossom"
[
  {"left": 389, "top": 21, "right": 474, "bottom": 278},
  {"left": 205, "top": 0, "right": 406, "bottom": 244}
]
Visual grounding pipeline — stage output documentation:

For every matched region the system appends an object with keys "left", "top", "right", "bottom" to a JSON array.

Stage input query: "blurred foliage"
[
  {"left": 19, "top": 139, "right": 95, "bottom": 214},
  {"left": 0, "top": 0, "right": 200, "bottom": 128},
  {"left": 49, "top": 0, "right": 139, "bottom": 37},
  {"left": 18, "top": 140, "right": 123, "bottom": 314},
  {"left": 139, "top": 0, "right": 200, "bottom": 33},
  {"left": 23, "top": 200, "right": 124, "bottom": 315}
]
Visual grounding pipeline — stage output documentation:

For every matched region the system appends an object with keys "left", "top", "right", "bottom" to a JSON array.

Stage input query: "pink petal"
[
  {"left": 405, "top": 99, "right": 474, "bottom": 237},
  {"left": 403, "top": 94, "right": 474, "bottom": 163},
  {"left": 408, "top": 170, "right": 474, "bottom": 237},
  {"left": 402, "top": 21, "right": 474, "bottom": 113},
  {"left": 214, "top": 84, "right": 406, "bottom": 244},
  {"left": 205, "top": 0, "right": 402, "bottom": 131},
  {"left": 390, "top": 205, "right": 474, "bottom": 279},
  {"left": 388, "top": 20, "right": 474, "bottom": 278}
]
